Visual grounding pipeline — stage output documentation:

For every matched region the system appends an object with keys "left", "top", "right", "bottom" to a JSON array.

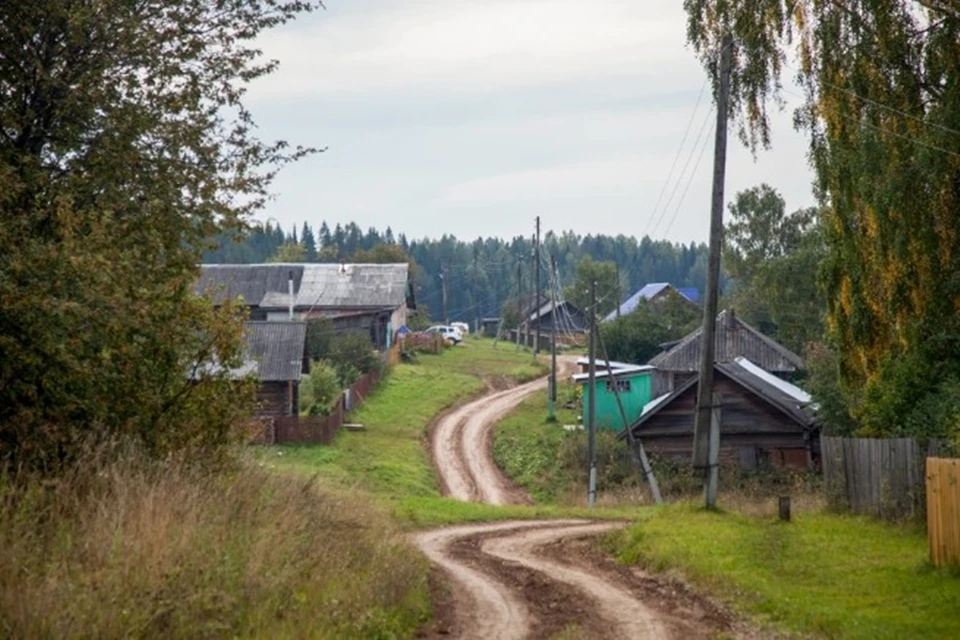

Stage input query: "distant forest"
[{"left": 203, "top": 221, "right": 710, "bottom": 326}]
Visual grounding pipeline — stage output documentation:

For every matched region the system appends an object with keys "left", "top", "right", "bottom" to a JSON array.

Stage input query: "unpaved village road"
[
  {"left": 417, "top": 361, "right": 737, "bottom": 639},
  {"left": 429, "top": 357, "right": 577, "bottom": 505}
]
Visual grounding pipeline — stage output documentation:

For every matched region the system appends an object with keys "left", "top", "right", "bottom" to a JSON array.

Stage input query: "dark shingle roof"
[
  {"left": 647, "top": 309, "right": 804, "bottom": 373},
  {"left": 244, "top": 321, "right": 306, "bottom": 382}
]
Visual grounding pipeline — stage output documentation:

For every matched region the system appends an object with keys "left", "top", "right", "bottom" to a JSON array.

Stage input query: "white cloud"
[
  {"left": 245, "top": 0, "right": 817, "bottom": 244},
  {"left": 250, "top": 0, "right": 689, "bottom": 101}
]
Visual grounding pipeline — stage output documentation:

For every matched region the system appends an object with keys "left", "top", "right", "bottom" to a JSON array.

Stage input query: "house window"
[{"left": 605, "top": 378, "right": 631, "bottom": 393}]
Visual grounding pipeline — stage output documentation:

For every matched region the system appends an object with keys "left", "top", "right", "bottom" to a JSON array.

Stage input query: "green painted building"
[{"left": 573, "top": 364, "right": 656, "bottom": 430}]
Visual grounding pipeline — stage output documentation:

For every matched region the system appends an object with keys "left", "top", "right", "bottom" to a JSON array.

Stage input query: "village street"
[{"left": 417, "top": 360, "right": 731, "bottom": 639}]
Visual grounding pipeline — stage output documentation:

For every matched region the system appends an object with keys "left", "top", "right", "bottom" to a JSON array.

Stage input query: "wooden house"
[
  {"left": 648, "top": 309, "right": 804, "bottom": 389},
  {"left": 526, "top": 300, "right": 587, "bottom": 334},
  {"left": 197, "top": 263, "right": 410, "bottom": 350},
  {"left": 628, "top": 357, "right": 817, "bottom": 469}
]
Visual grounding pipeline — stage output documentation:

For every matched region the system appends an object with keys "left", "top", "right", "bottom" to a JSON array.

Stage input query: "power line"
[
  {"left": 661, "top": 119, "right": 715, "bottom": 240},
  {"left": 642, "top": 77, "right": 710, "bottom": 240},
  {"left": 649, "top": 105, "right": 715, "bottom": 239}
]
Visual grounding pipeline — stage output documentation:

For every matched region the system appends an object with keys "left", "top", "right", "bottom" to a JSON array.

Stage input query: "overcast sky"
[{"left": 246, "top": 0, "right": 815, "bottom": 244}]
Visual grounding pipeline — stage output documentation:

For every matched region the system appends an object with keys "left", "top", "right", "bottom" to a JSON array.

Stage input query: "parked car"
[
  {"left": 424, "top": 325, "right": 463, "bottom": 345},
  {"left": 451, "top": 321, "right": 470, "bottom": 336}
]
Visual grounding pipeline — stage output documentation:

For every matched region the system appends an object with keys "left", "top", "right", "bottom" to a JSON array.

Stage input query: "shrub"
[{"left": 301, "top": 359, "right": 341, "bottom": 416}]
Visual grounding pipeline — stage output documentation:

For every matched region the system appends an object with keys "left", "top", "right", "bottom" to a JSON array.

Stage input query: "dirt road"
[
  {"left": 414, "top": 519, "right": 734, "bottom": 639},
  {"left": 418, "top": 360, "right": 738, "bottom": 638},
  {"left": 430, "top": 358, "right": 577, "bottom": 505}
]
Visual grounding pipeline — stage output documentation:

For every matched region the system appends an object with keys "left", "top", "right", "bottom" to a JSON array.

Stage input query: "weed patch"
[{"left": 0, "top": 450, "right": 429, "bottom": 638}]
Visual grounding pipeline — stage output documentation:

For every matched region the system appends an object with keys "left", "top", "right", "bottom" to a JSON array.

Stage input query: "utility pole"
[
  {"left": 615, "top": 262, "right": 622, "bottom": 319},
  {"left": 693, "top": 33, "right": 733, "bottom": 500},
  {"left": 473, "top": 249, "right": 480, "bottom": 334},
  {"left": 548, "top": 254, "right": 558, "bottom": 422},
  {"left": 440, "top": 263, "right": 448, "bottom": 325},
  {"left": 534, "top": 216, "right": 541, "bottom": 355},
  {"left": 587, "top": 280, "right": 597, "bottom": 507},
  {"left": 516, "top": 258, "right": 522, "bottom": 350},
  {"left": 596, "top": 327, "right": 663, "bottom": 504}
]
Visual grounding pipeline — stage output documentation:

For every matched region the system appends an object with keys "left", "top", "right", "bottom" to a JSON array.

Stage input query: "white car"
[
  {"left": 451, "top": 321, "right": 470, "bottom": 336},
  {"left": 424, "top": 325, "right": 463, "bottom": 344}
]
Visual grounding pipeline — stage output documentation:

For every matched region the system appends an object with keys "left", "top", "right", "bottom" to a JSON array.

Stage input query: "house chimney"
[{"left": 288, "top": 270, "right": 295, "bottom": 320}]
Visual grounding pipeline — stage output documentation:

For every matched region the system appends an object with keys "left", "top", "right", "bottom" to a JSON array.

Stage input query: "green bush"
[{"left": 302, "top": 360, "right": 342, "bottom": 416}]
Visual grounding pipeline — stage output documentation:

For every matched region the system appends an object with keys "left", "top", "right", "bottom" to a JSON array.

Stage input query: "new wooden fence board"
[{"left": 928, "top": 458, "right": 960, "bottom": 567}]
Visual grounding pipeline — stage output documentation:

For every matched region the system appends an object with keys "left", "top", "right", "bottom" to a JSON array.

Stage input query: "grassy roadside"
[
  {"left": 263, "top": 338, "right": 550, "bottom": 515},
  {"left": 611, "top": 503, "right": 960, "bottom": 638},
  {"left": 492, "top": 381, "right": 582, "bottom": 504}
]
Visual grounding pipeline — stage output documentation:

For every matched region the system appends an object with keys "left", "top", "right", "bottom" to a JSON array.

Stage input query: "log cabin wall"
[{"left": 637, "top": 372, "right": 811, "bottom": 469}]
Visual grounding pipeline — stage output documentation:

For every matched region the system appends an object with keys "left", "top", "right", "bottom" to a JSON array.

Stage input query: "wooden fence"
[
  {"left": 927, "top": 458, "right": 960, "bottom": 567},
  {"left": 262, "top": 367, "right": 383, "bottom": 445},
  {"left": 821, "top": 436, "right": 948, "bottom": 520}
]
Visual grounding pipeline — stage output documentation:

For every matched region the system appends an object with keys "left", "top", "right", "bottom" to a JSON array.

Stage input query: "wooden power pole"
[
  {"left": 534, "top": 217, "right": 541, "bottom": 355},
  {"left": 548, "top": 254, "right": 558, "bottom": 421},
  {"left": 587, "top": 280, "right": 597, "bottom": 507},
  {"left": 516, "top": 258, "right": 522, "bottom": 350},
  {"left": 440, "top": 263, "right": 448, "bottom": 325},
  {"left": 692, "top": 33, "right": 733, "bottom": 506}
]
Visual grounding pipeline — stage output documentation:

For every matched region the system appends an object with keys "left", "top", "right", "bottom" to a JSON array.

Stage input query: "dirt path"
[
  {"left": 414, "top": 519, "right": 736, "bottom": 639},
  {"left": 419, "top": 357, "right": 738, "bottom": 638},
  {"left": 430, "top": 357, "right": 577, "bottom": 505}
]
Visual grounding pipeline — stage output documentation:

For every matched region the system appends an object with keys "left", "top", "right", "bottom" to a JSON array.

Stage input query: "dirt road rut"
[
  {"left": 414, "top": 519, "right": 733, "bottom": 639},
  {"left": 430, "top": 360, "right": 576, "bottom": 505}
]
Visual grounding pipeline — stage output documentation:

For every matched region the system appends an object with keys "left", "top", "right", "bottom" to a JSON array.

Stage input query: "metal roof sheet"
[{"left": 603, "top": 283, "right": 697, "bottom": 322}]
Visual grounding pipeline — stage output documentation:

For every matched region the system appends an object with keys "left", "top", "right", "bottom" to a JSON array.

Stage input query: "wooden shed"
[
  {"left": 572, "top": 365, "right": 656, "bottom": 430},
  {"left": 244, "top": 321, "right": 308, "bottom": 418},
  {"left": 628, "top": 357, "right": 818, "bottom": 469}
]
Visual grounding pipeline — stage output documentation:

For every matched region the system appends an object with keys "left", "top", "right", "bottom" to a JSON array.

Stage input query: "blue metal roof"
[{"left": 604, "top": 283, "right": 698, "bottom": 322}]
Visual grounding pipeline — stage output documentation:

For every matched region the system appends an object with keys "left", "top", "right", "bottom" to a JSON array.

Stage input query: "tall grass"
[{"left": 0, "top": 447, "right": 428, "bottom": 638}]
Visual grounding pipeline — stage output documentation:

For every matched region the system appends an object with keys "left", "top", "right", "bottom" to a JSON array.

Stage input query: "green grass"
[
  {"left": 492, "top": 383, "right": 581, "bottom": 504},
  {"left": 613, "top": 503, "right": 960, "bottom": 638},
  {"left": 262, "top": 337, "right": 548, "bottom": 515}
]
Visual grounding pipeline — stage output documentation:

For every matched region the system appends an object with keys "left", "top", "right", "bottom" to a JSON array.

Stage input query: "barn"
[{"left": 629, "top": 357, "right": 818, "bottom": 469}]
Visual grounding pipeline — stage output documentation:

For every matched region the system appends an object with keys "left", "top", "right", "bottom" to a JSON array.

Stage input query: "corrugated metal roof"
[
  {"left": 647, "top": 309, "right": 804, "bottom": 373},
  {"left": 262, "top": 263, "right": 408, "bottom": 310},
  {"left": 603, "top": 283, "right": 697, "bottom": 322},
  {"left": 196, "top": 265, "right": 303, "bottom": 306},
  {"left": 243, "top": 321, "right": 307, "bottom": 382}
]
